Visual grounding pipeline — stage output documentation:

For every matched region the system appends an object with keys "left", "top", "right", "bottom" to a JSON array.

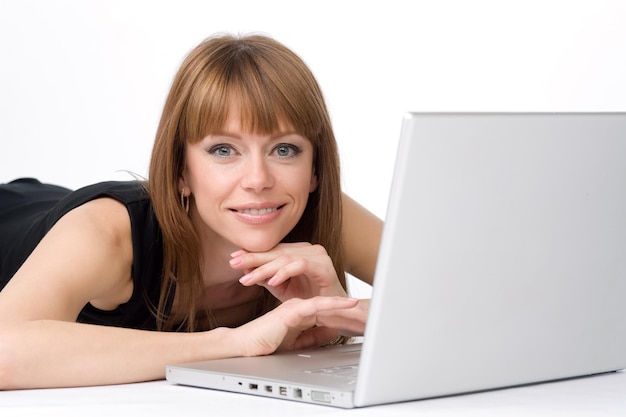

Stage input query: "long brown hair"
[{"left": 148, "top": 34, "right": 345, "bottom": 331}]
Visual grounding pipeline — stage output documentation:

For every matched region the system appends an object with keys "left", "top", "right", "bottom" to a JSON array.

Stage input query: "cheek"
[
  {"left": 288, "top": 168, "right": 316, "bottom": 194},
  {"left": 192, "top": 173, "right": 221, "bottom": 198},
  {"left": 191, "top": 174, "right": 233, "bottom": 202},
  {"left": 186, "top": 158, "right": 235, "bottom": 193}
]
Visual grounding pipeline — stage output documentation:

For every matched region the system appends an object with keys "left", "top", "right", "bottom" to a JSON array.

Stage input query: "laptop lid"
[
  {"left": 167, "top": 112, "right": 626, "bottom": 408},
  {"left": 355, "top": 112, "right": 626, "bottom": 406}
]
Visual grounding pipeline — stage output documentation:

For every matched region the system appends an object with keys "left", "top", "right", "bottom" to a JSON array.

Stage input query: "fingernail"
[
  {"left": 229, "top": 257, "right": 241, "bottom": 266},
  {"left": 239, "top": 274, "right": 252, "bottom": 284}
]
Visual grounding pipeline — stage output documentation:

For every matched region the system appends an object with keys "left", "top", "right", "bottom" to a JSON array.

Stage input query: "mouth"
[
  {"left": 230, "top": 203, "right": 286, "bottom": 216},
  {"left": 234, "top": 206, "right": 283, "bottom": 215},
  {"left": 229, "top": 204, "right": 285, "bottom": 225}
]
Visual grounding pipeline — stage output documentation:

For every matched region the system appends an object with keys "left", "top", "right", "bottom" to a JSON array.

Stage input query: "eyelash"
[
  {"left": 208, "top": 144, "right": 235, "bottom": 158},
  {"left": 207, "top": 143, "right": 302, "bottom": 159},
  {"left": 274, "top": 143, "right": 302, "bottom": 158}
]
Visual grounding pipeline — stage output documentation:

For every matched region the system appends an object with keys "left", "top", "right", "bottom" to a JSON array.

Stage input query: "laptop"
[{"left": 166, "top": 112, "right": 626, "bottom": 408}]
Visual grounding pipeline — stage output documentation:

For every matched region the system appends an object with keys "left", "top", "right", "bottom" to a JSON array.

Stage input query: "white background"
[
  {"left": 2, "top": 0, "right": 626, "bottom": 219},
  {"left": 1, "top": 2, "right": 626, "bottom": 403}
]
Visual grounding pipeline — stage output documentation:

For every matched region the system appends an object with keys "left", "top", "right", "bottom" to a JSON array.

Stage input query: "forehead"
[{"left": 217, "top": 101, "right": 297, "bottom": 136}]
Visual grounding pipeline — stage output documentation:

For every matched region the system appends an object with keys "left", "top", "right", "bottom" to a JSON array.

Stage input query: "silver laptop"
[{"left": 166, "top": 113, "right": 626, "bottom": 408}]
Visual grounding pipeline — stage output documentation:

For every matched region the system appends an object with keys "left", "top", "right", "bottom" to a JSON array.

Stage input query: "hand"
[
  {"left": 316, "top": 298, "right": 370, "bottom": 338},
  {"left": 233, "top": 296, "right": 360, "bottom": 357},
  {"left": 231, "top": 243, "right": 347, "bottom": 302}
]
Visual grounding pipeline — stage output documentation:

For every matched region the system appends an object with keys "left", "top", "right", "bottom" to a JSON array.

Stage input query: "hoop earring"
[{"left": 180, "top": 189, "right": 189, "bottom": 213}]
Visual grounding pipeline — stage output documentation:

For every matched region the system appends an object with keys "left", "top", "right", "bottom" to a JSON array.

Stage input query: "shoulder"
[
  {"left": 65, "top": 198, "right": 135, "bottom": 310},
  {"left": 70, "top": 197, "right": 133, "bottom": 244},
  {"left": 0, "top": 195, "right": 135, "bottom": 323},
  {"left": 68, "top": 181, "right": 150, "bottom": 206},
  {"left": 66, "top": 184, "right": 164, "bottom": 316},
  {"left": 46, "top": 180, "right": 156, "bottom": 243},
  {"left": 58, "top": 197, "right": 134, "bottom": 282},
  {"left": 341, "top": 193, "right": 383, "bottom": 285}
]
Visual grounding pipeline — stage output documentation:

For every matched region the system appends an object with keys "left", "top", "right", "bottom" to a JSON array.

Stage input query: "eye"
[
  {"left": 273, "top": 143, "right": 302, "bottom": 159},
  {"left": 208, "top": 144, "right": 236, "bottom": 158}
]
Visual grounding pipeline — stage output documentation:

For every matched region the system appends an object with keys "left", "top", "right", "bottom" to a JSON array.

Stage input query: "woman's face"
[{"left": 180, "top": 108, "right": 318, "bottom": 253}]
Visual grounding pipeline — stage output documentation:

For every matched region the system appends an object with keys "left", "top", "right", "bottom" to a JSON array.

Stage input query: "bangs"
[{"left": 179, "top": 38, "right": 326, "bottom": 145}]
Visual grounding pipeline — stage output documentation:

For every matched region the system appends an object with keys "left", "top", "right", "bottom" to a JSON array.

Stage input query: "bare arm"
[
  {"left": 0, "top": 198, "right": 358, "bottom": 389},
  {"left": 0, "top": 198, "right": 231, "bottom": 388},
  {"left": 341, "top": 193, "right": 384, "bottom": 286}
]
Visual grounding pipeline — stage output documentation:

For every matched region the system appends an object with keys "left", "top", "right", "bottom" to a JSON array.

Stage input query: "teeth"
[{"left": 239, "top": 207, "right": 277, "bottom": 215}]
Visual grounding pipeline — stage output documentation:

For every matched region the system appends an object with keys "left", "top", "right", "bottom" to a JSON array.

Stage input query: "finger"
[
  {"left": 229, "top": 243, "right": 312, "bottom": 271},
  {"left": 229, "top": 250, "right": 270, "bottom": 271},
  {"left": 230, "top": 250, "right": 260, "bottom": 280},
  {"left": 229, "top": 249, "right": 248, "bottom": 259},
  {"left": 315, "top": 308, "right": 368, "bottom": 336},
  {"left": 279, "top": 296, "right": 359, "bottom": 328},
  {"left": 287, "top": 326, "right": 341, "bottom": 351},
  {"left": 314, "top": 299, "right": 369, "bottom": 335},
  {"left": 264, "top": 258, "right": 309, "bottom": 286},
  {"left": 242, "top": 253, "right": 335, "bottom": 289},
  {"left": 269, "top": 297, "right": 359, "bottom": 352},
  {"left": 229, "top": 246, "right": 282, "bottom": 270},
  {"left": 238, "top": 257, "right": 291, "bottom": 286}
]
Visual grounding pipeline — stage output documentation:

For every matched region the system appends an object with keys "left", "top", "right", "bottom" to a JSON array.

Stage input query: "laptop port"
[
  {"left": 293, "top": 388, "right": 302, "bottom": 398},
  {"left": 265, "top": 385, "right": 273, "bottom": 393},
  {"left": 279, "top": 386, "right": 287, "bottom": 396},
  {"left": 249, "top": 383, "right": 258, "bottom": 390},
  {"left": 311, "top": 390, "right": 332, "bottom": 403}
]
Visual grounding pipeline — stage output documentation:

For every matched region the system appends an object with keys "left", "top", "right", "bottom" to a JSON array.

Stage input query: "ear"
[{"left": 178, "top": 173, "right": 190, "bottom": 196}]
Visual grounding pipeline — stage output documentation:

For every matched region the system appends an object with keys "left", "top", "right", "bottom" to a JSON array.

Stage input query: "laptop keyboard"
[{"left": 303, "top": 364, "right": 359, "bottom": 384}]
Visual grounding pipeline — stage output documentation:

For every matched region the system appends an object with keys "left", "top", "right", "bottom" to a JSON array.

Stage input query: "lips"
[
  {"left": 231, "top": 203, "right": 285, "bottom": 214},
  {"left": 229, "top": 204, "right": 286, "bottom": 226},
  {"left": 237, "top": 207, "right": 280, "bottom": 215}
]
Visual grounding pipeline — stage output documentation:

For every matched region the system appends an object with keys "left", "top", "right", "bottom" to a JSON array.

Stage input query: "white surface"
[{"left": 1, "top": 371, "right": 625, "bottom": 416}]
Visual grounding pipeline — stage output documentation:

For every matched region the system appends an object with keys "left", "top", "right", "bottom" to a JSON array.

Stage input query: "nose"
[{"left": 241, "top": 154, "right": 274, "bottom": 192}]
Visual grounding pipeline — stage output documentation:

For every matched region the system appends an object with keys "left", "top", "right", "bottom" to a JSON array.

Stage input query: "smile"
[
  {"left": 231, "top": 204, "right": 285, "bottom": 215},
  {"left": 237, "top": 207, "right": 279, "bottom": 215},
  {"left": 230, "top": 204, "right": 285, "bottom": 225}
]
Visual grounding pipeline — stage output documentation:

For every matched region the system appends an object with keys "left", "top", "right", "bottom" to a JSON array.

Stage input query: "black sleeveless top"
[{"left": 0, "top": 178, "right": 167, "bottom": 330}]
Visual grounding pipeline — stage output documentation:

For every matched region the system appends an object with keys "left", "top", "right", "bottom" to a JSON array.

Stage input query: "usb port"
[{"left": 279, "top": 386, "right": 287, "bottom": 396}]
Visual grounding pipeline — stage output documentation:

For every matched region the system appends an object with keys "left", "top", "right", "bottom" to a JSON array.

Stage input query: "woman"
[{"left": 0, "top": 34, "right": 382, "bottom": 389}]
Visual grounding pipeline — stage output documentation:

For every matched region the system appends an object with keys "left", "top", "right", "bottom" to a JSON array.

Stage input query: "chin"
[{"left": 236, "top": 237, "right": 283, "bottom": 253}]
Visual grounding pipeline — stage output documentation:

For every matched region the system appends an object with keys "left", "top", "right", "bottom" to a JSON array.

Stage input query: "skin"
[{"left": 0, "top": 112, "right": 383, "bottom": 390}]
